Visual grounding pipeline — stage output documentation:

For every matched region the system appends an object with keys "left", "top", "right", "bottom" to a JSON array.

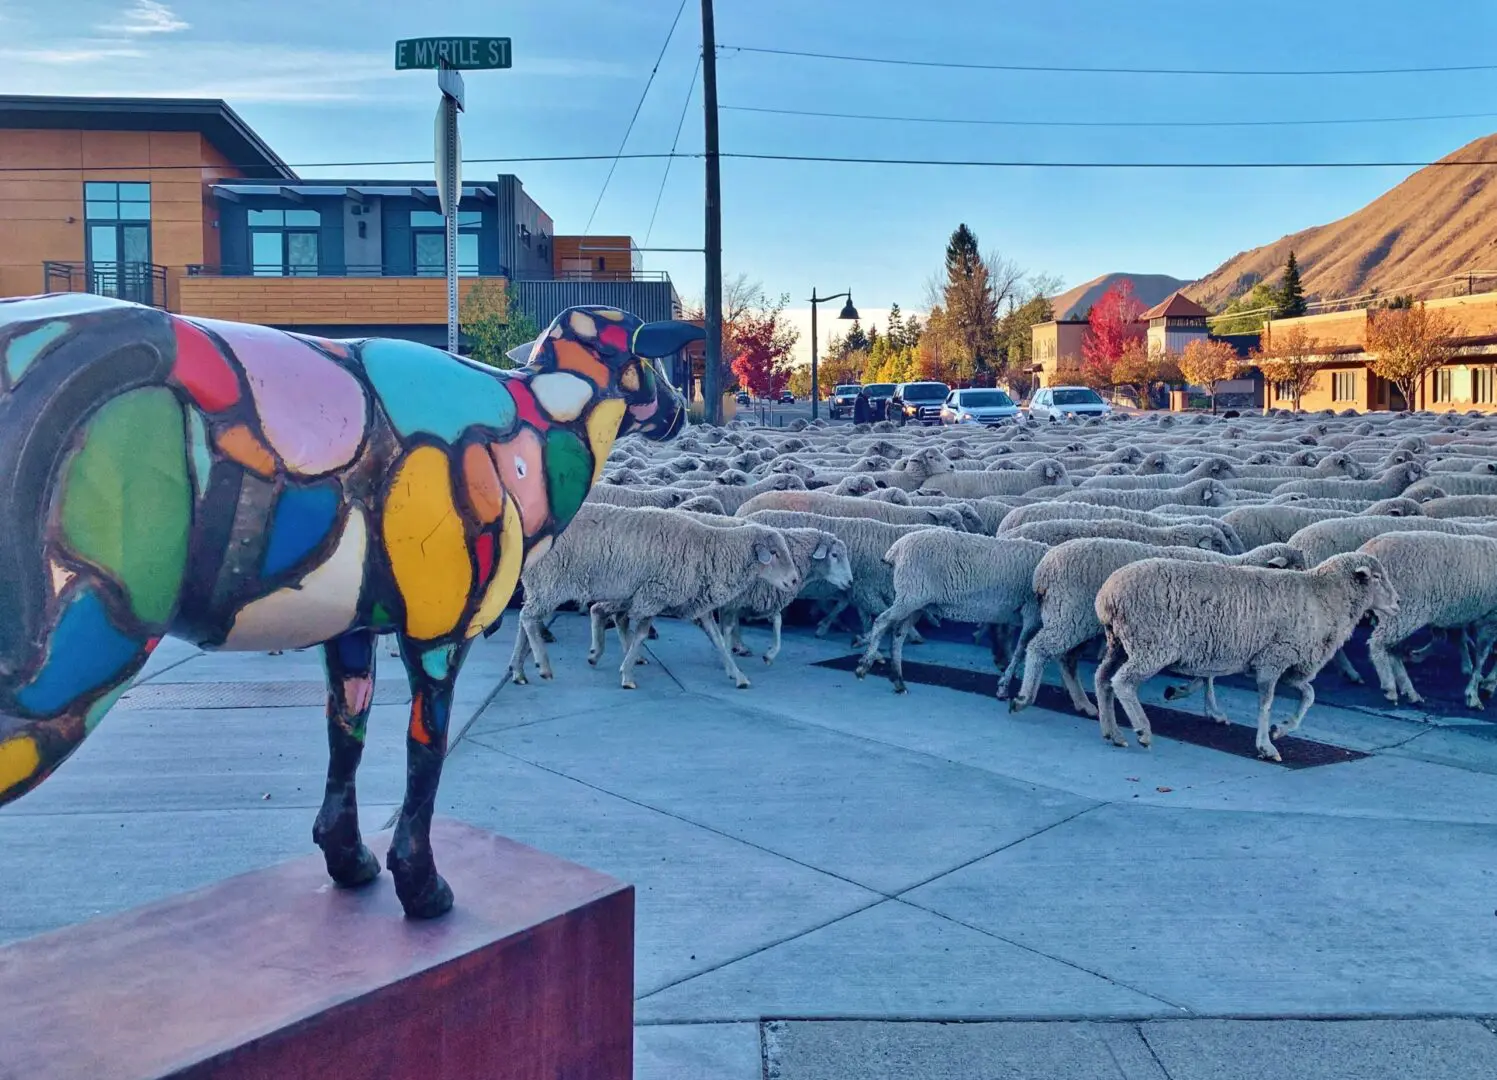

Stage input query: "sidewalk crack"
[{"left": 1137, "top": 1023, "right": 1177, "bottom": 1079}]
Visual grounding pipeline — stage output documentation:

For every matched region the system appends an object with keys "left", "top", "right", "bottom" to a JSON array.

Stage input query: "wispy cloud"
[
  {"left": 100, "top": 1, "right": 189, "bottom": 36},
  {"left": 0, "top": 43, "right": 148, "bottom": 64}
]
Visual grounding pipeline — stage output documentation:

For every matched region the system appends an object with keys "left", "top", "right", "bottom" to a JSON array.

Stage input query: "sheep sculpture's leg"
[
  {"left": 1251, "top": 668, "right": 1286, "bottom": 762},
  {"left": 1270, "top": 668, "right": 1314, "bottom": 741},
  {"left": 312, "top": 630, "right": 383, "bottom": 889},
  {"left": 695, "top": 612, "right": 752, "bottom": 689},
  {"left": 387, "top": 635, "right": 471, "bottom": 919}
]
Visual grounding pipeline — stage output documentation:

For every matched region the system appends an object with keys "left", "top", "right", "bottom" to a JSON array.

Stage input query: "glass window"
[
  {"left": 1431, "top": 368, "right": 1453, "bottom": 403},
  {"left": 85, "top": 181, "right": 150, "bottom": 223},
  {"left": 1053, "top": 388, "right": 1103, "bottom": 405},
  {"left": 411, "top": 210, "right": 480, "bottom": 228},
  {"left": 415, "top": 233, "right": 445, "bottom": 276},
  {"left": 286, "top": 233, "right": 319, "bottom": 276},
  {"left": 960, "top": 390, "right": 1014, "bottom": 407},
  {"left": 248, "top": 207, "right": 321, "bottom": 276},
  {"left": 411, "top": 209, "right": 481, "bottom": 276},
  {"left": 251, "top": 232, "right": 282, "bottom": 276},
  {"left": 1332, "top": 371, "right": 1356, "bottom": 401},
  {"left": 902, "top": 382, "right": 950, "bottom": 401},
  {"left": 1475, "top": 367, "right": 1495, "bottom": 405}
]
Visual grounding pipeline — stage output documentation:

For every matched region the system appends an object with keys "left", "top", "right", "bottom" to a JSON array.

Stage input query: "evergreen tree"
[
  {"left": 842, "top": 319, "right": 870, "bottom": 354},
  {"left": 1277, "top": 250, "right": 1307, "bottom": 318},
  {"left": 867, "top": 325, "right": 880, "bottom": 352},
  {"left": 886, "top": 303, "right": 906, "bottom": 350},
  {"left": 942, "top": 224, "right": 999, "bottom": 374}
]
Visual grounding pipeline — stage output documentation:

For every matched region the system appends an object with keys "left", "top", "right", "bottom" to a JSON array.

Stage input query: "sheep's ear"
[
  {"left": 1353, "top": 565, "right": 1373, "bottom": 584},
  {"left": 811, "top": 543, "right": 828, "bottom": 560},
  {"left": 754, "top": 542, "right": 775, "bottom": 565},
  {"left": 1268, "top": 556, "right": 1290, "bottom": 568}
]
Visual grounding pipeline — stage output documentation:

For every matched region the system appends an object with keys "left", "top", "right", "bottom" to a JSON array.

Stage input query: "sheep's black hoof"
[
  {"left": 1162, "top": 685, "right": 1183, "bottom": 700},
  {"left": 854, "top": 666, "right": 868, "bottom": 680},
  {"left": 893, "top": 682, "right": 908, "bottom": 694},
  {"left": 540, "top": 627, "right": 556, "bottom": 644}
]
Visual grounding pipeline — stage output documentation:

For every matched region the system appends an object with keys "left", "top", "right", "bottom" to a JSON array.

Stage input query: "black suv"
[
  {"left": 862, "top": 383, "right": 895, "bottom": 420},
  {"left": 891, "top": 381, "right": 952, "bottom": 426}
]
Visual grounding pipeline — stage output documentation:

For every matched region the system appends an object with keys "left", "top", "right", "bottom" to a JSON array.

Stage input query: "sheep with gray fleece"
[
  {"left": 864, "top": 487, "right": 915, "bottom": 506},
  {"left": 919, "top": 458, "right": 1069, "bottom": 498},
  {"left": 1051, "top": 478, "right": 1234, "bottom": 511},
  {"left": 1221, "top": 501, "right": 1418, "bottom": 550},
  {"left": 1011, "top": 539, "right": 1306, "bottom": 717},
  {"left": 510, "top": 503, "right": 797, "bottom": 690},
  {"left": 852, "top": 531, "right": 1051, "bottom": 695},
  {"left": 694, "top": 472, "right": 806, "bottom": 514},
  {"left": 1420, "top": 494, "right": 1497, "bottom": 519},
  {"left": 742, "top": 509, "right": 933, "bottom": 642},
  {"left": 811, "top": 446, "right": 955, "bottom": 492},
  {"left": 1270, "top": 490, "right": 1445, "bottom": 510},
  {"left": 719, "top": 527, "right": 854, "bottom": 664},
  {"left": 1005, "top": 518, "right": 1238, "bottom": 554},
  {"left": 587, "top": 483, "right": 689, "bottom": 509},
  {"left": 1287, "top": 515, "right": 1497, "bottom": 567},
  {"left": 677, "top": 493, "right": 728, "bottom": 515},
  {"left": 1093, "top": 552, "right": 1399, "bottom": 760},
  {"left": 1270, "top": 462, "right": 1429, "bottom": 500},
  {"left": 736, "top": 489, "right": 970, "bottom": 531},
  {"left": 1077, "top": 457, "right": 1238, "bottom": 489},
  {"left": 1403, "top": 473, "right": 1497, "bottom": 498},
  {"left": 998, "top": 502, "right": 1186, "bottom": 534},
  {"left": 1358, "top": 532, "right": 1497, "bottom": 708}
]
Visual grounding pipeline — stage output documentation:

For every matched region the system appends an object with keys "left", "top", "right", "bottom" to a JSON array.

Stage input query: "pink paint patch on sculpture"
[
  {"left": 343, "top": 674, "right": 374, "bottom": 716},
  {"left": 507, "top": 379, "right": 550, "bottom": 432},
  {"left": 629, "top": 399, "right": 658, "bottom": 422},
  {"left": 491, "top": 429, "right": 549, "bottom": 536},
  {"left": 599, "top": 325, "right": 629, "bottom": 352},
  {"left": 192, "top": 318, "right": 368, "bottom": 477}
]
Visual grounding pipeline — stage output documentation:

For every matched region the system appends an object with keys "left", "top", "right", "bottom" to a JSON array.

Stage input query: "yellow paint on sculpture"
[
  {"left": 383, "top": 446, "right": 472, "bottom": 641},
  {"left": 586, "top": 399, "right": 627, "bottom": 483},
  {"left": 466, "top": 496, "right": 523, "bottom": 639},
  {"left": 0, "top": 735, "right": 41, "bottom": 795}
]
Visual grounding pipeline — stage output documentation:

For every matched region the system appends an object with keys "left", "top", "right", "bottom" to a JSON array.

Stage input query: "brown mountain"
[
  {"left": 1190, "top": 131, "right": 1497, "bottom": 310},
  {"left": 1048, "top": 273, "right": 1188, "bottom": 320}
]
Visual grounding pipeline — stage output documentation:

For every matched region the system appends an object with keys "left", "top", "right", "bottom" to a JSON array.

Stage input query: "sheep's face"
[
  {"left": 1201, "top": 481, "right": 1231, "bottom": 507},
  {"left": 521, "top": 306, "right": 693, "bottom": 444},
  {"left": 811, "top": 538, "right": 855, "bottom": 590},
  {"left": 1347, "top": 555, "right": 1399, "bottom": 620},
  {"left": 749, "top": 530, "right": 799, "bottom": 591},
  {"left": 1327, "top": 453, "right": 1367, "bottom": 479}
]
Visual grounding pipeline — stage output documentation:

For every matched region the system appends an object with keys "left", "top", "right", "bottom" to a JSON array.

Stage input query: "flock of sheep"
[{"left": 506, "top": 406, "right": 1497, "bottom": 762}]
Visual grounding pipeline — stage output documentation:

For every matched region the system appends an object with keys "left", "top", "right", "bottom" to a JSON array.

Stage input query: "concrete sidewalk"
[{"left": 4, "top": 615, "right": 1497, "bottom": 1078}]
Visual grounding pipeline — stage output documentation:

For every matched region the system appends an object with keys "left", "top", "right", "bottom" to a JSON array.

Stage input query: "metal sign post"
[{"left": 396, "top": 37, "right": 510, "bottom": 356}]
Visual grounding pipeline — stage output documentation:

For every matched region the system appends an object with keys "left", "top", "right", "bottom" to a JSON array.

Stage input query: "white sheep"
[
  {"left": 997, "top": 502, "right": 1183, "bottom": 533},
  {"left": 1093, "top": 552, "right": 1398, "bottom": 760},
  {"left": 1011, "top": 539, "right": 1305, "bottom": 718},
  {"left": 919, "top": 458, "right": 1069, "bottom": 498},
  {"left": 510, "top": 504, "right": 797, "bottom": 689},
  {"left": 1051, "top": 478, "right": 1234, "bottom": 511},
  {"left": 720, "top": 527, "right": 854, "bottom": 664},
  {"left": 852, "top": 531, "right": 1051, "bottom": 695},
  {"left": 1077, "top": 457, "right": 1238, "bottom": 489},
  {"left": 1270, "top": 462, "right": 1428, "bottom": 500},
  {"left": 1005, "top": 518, "right": 1237, "bottom": 553},
  {"left": 1359, "top": 532, "right": 1497, "bottom": 708},
  {"left": 737, "top": 489, "right": 969, "bottom": 530}
]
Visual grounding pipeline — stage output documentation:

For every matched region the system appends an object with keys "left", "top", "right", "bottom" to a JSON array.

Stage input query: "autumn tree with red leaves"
[
  {"left": 1080, "top": 279, "right": 1145, "bottom": 389},
  {"left": 728, "top": 290, "right": 800, "bottom": 399}
]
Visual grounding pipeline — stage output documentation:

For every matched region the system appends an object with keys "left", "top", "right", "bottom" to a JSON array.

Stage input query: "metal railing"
[
  {"left": 44, "top": 261, "right": 167, "bottom": 308},
  {"left": 186, "top": 264, "right": 671, "bottom": 283}
]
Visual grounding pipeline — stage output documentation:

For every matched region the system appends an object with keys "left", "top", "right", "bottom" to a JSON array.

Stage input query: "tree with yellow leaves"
[
  {"left": 1179, "top": 338, "right": 1244, "bottom": 413},
  {"left": 1364, "top": 301, "right": 1461, "bottom": 411},
  {"left": 1251, "top": 324, "right": 1325, "bottom": 413}
]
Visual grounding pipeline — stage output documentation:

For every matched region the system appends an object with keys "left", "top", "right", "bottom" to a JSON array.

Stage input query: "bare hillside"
[
  {"left": 1190, "top": 132, "right": 1497, "bottom": 310},
  {"left": 1048, "top": 273, "right": 1187, "bottom": 320}
]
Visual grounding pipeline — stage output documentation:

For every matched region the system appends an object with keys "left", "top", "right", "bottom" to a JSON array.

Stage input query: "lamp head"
[{"left": 837, "top": 294, "right": 859, "bottom": 321}]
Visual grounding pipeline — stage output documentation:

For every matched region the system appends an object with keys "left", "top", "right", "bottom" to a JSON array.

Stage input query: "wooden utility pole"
[{"left": 700, "top": 0, "right": 724, "bottom": 424}]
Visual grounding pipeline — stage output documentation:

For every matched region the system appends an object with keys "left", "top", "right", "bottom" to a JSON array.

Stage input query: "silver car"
[
  {"left": 1027, "top": 385, "right": 1112, "bottom": 422},
  {"left": 940, "top": 387, "right": 1020, "bottom": 426}
]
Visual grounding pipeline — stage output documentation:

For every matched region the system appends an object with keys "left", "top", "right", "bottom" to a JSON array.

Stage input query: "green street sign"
[{"left": 395, "top": 37, "right": 511, "bottom": 70}]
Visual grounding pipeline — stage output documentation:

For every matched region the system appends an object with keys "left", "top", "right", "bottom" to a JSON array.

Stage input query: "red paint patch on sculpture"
[
  {"left": 171, "top": 320, "right": 241, "bottom": 412},
  {"left": 507, "top": 380, "right": 551, "bottom": 432},
  {"left": 474, "top": 531, "right": 496, "bottom": 585},
  {"left": 599, "top": 325, "right": 629, "bottom": 353}
]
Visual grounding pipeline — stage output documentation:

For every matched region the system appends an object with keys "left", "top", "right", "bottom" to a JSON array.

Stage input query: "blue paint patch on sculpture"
[
  {"left": 360, "top": 338, "right": 518, "bottom": 442},
  {"left": 262, "top": 482, "right": 341, "bottom": 577},
  {"left": 4, "top": 320, "right": 68, "bottom": 387},
  {"left": 14, "top": 587, "right": 140, "bottom": 716}
]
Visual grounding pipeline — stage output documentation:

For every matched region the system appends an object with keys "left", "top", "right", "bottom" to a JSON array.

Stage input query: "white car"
[
  {"left": 1028, "top": 385, "right": 1112, "bottom": 422},
  {"left": 939, "top": 388, "right": 1021, "bottom": 426}
]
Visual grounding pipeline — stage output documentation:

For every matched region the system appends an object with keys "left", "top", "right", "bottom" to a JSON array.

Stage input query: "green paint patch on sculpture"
[
  {"left": 369, "top": 601, "right": 397, "bottom": 632},
  {"left": 544, "top": 428, "right": 591, "bottom": 528},
  {"left": 5, "top": 320, "right": 68, "bottom": 387},
  {"left": 59, "top": 388, "right": 190, "bottom": 627}
]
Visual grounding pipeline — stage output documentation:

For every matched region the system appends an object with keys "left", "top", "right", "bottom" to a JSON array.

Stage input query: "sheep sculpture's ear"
[
  {"left": 811, "top": 543, "right": 828, "bottom": 561},
  {"left": 754, "top": 542, "right": 775, "bottom": 565},
  {"left": 633, "top": 320, "right": 706, "bottom": 359}
]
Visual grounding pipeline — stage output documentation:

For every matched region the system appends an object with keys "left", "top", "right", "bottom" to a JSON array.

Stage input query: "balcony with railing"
[{"left": 43, "top": 261, "right": 168, "bottom": 308}]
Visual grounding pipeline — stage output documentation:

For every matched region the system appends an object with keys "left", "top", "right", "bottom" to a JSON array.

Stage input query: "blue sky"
[{"left": 5, "top": 0, "right": 1497, "bottom": 360}]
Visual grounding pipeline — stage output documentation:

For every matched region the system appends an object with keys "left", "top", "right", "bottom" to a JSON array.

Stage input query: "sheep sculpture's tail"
[{"left": 0, "top": 295, "right": 185, "bottom": 803}]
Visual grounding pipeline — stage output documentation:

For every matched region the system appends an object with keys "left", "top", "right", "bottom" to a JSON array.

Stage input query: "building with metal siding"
[{"left": 510, "top": 279, "right": 681, "bottom": 327}]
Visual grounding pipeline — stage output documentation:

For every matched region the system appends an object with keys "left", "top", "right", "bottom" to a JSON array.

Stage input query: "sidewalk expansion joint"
[{"left": 1136, "top": 1023, "right": 1177, "bottom": 1080}]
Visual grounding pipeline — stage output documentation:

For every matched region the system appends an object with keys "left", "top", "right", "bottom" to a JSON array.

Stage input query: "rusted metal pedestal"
[{"left": 0, "top": 819, "right": 634, "bottom": 1080}]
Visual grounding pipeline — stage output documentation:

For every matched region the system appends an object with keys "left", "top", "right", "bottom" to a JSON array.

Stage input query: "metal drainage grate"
[
  {"left": 813, "top": 655, "right": 1369, "bottom": 770},
  {"left": 117, "top": 681, "right": 412, "bottom": 711}
]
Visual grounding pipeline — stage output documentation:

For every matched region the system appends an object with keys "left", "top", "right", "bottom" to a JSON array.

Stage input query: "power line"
[
  {"left": 645, "top": 54, "right": 701, "bottom": 248},
  {"left": 582, "top": 0, "right": 690, "bottom": 236},
  {"left": 719, "top": 43, "right": 1497, "bottom": 77},
  {"left": 0, "top": 152, "right": 686, "bottom": 174},
  {"left": 722, "top": 103, "right": 1497, "bottom": 130}
]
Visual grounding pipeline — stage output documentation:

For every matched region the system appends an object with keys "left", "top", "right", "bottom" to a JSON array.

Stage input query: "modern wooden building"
[{"left": 0, "top": 95, "right": 680, "bottom": 349}]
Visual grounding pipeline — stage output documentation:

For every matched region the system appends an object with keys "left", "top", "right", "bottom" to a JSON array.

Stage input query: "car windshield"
[
  {"left": 1053, "top": 388, "right": 1103, "bottom": 405},
  {"left": 903, "top": 383, "right": 949, "bottom": 401},
  {"left": 959, "top": 390, "right": 1014, "bottom": 408},
  {"left": 835, "top": 385, "right": 860, "bottom": 394},
  {"left": 864, "top": 384, "right": 894, "bottom": 396}
]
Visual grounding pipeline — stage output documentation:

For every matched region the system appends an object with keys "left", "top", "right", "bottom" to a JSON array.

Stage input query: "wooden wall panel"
[{"left": 178, "top": 276, "right": 504, "bottom": 325}]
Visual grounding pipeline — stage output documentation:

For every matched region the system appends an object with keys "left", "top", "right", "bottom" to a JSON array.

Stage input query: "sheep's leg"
[
  {"left": 727, "top": 612, "right": 754, "bottom": 657},
  {"left": 1271, "top": 669, "right": 1315, "bottom": 741},
  {"left": 1405, "top": 629, "right": 1442, "bottom": 666},
  {"left": 763, "top": 612, "right": 784, "bottom": 665},
  {"left": 855, "top": 604, "right": 910, "bottom": 682},
  {"left": 1108, "top": 657, "right": 1159, "bottom": 749},
  {"left": 1366, "top": 628, "right": 1405, "bottom": 703},
  {"left": 850, "top": 606, "right": 876, "bottom": 649},
  {"left": 1461, "top": 627, "right": 1476, "bottom": 676},
  {"left": 1252, "top": 669, "right": 1285, "bottom": 762},
  {"left": 508, "top": 616, "right": 534, "bottom": 684},
  {"left": 618, "top": 618, "right": 655, "bottom": 690},
  {"left": 1058, "top": 645, "right": 1098, "bottom": 717},
  {"left": 888, "top": 616, "right": 917, "bottom": 694},
  {"left": 1093, "top": 633, "right": 1129, "bottom": 747},
  {"left": 814, "top": 597, "right": 850, "bottom": 638},
  {"left": 312, "top": 629, "right": 382, "bottom": 889},
  {"left": 1462, "top": 619, "right": 1497, "bottom": 708},
  {"left": 695, "top": 612, "right": 752, "bottom": 689},
  {"left": 1331, "top": 647, "right": 1364, "bottom": 685},
  {"left": 614, "top": 614, "right": 650, "bottom": 666},
  {"left": 998, "top": 603, "right": 1043, "bottom": 700},
  {"left": 1202, "top": 678, "right": 1231, "bottom": 724},
  {"left": 1011, "top": 635, "right": 1053, "bottom": 714},
  {"left": 587, "top": 603, "right": 610, "bottom": 666},
  {"left": 905, "top": 621, "right": 926, "bottom": 646},
  {"left": 990, "top": 624, "right": 1009, "bottom": 670}
]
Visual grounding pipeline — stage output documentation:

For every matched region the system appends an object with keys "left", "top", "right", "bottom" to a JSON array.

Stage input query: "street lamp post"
[{"left": 808, "top": 289, "right": 859, "bottom": 421}]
